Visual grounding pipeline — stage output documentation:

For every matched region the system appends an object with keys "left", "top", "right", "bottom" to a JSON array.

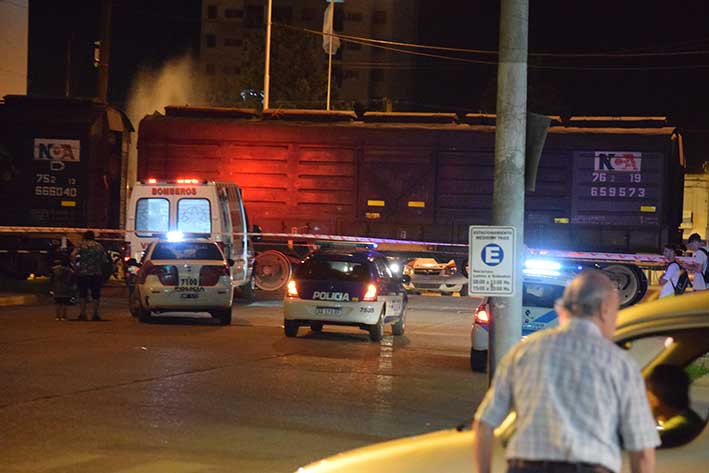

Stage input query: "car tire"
[
  {"left": 128, "top": 289, "right": 141, "bottom": 318},
  {"left": 392, "top": 309, "right": 406, "bottom": 336},
  {"left": 460, "top": 284, "right": 468, "bottom": 297},
  {"left": 369, "top": 312, "right": 384, "bottom": 342},
  {"left": 310, "top": 322, "right": 323, "bottom": 332},
  {"left": 284, "top": 319, "right": 299, "bottom": 337},
  {"left": 236, "top": 277, "right": 256, "bottom": 303},
  {"left": 215, "top": 308, "right": 232, "bottom": 326},
  {"left": 138, "top": 308, "right": 152, "bottom": 323},
  {"left": 470, "top": 348, "right": 488, "bottom": 373}
]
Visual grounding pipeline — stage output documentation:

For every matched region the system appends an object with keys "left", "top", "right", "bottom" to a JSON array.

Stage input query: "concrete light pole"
[{"left": 489, "top": 0, "right": 528, "bottom": 378}]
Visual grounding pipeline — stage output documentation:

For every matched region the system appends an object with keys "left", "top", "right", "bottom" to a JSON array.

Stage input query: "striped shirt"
[{"left": 474, "top": 318, "right": 660, "bottom": 473}]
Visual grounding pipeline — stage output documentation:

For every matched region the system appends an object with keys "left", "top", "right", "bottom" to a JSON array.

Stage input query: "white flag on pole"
[{"left": 322, "top": 1, "right": 341, "bottom": 55}]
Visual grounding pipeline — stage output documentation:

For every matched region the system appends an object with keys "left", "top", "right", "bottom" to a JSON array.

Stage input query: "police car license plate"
[
  {"left": 180, "top": 293, "right": 199, "bottom": 299},
  {"left": 316, "top": 306, "right": 341, "bottom": 316}
]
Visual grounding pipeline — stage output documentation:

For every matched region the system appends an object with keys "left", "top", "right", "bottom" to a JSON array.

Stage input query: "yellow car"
[{"left": 295, "top": 291, "right": 709, "bottom": 473}]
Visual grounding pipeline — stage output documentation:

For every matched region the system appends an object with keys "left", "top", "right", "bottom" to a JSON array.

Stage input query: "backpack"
[
  {"left": 669, "top": 262, "right": 691, "bottom": 295},
  {"left": 698, "top": 248, "right": 709, "bottom": 284}
]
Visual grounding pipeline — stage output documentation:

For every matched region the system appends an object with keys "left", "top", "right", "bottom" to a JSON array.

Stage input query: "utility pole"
[
  {"left": 96, "top": 0, "right": 112, "bottom": 103},
  {"left": 488, "top": 0, "right": 528, "bottom": 379}
]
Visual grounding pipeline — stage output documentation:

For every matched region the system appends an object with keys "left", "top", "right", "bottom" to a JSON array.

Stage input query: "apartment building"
[{"left": 200, "top": 0, "right": 420, "bottom": 109}]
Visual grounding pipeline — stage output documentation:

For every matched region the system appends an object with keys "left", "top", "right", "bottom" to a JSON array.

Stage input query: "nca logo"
[
  {"left": 33, "top": 139, "right": 81, "bottom": 163},
  {"left": 594, "top": 152, "right": 642, "bottom": 172},
  {"left": 312, "top": 291, "right": 350, "bottom": 302}
]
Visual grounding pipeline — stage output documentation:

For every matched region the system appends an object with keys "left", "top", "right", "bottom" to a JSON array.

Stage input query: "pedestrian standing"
[
  {"left": 658, "top": 245, "right": 684, "bottom": 298},
  {"left": 472, "top": 270, "right": 659, "bottom": 473},
  {"left": 49, "top": 258, "right": 75, "bottom": 320},
  {"left": 70, "top": 231, "right": 108, "bottom": 321},
  {"left": 684, "top": 233, "right": 708, "bottom": 291}
]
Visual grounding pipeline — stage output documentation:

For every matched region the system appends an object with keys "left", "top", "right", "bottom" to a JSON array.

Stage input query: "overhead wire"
[
  {"left": 274, "top": 23, "right": 709, "bottom": 71},
  {"left": 277, "top": 23, "right": 709, "bottom": 59}
]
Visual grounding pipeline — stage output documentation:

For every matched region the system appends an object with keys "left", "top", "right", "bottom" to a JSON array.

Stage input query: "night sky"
[{"left": 27, "top": 0, "right": 709, "bottom": 172}]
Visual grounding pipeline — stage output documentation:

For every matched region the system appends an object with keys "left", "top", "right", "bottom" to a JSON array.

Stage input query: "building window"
[
  {"left": 345, "top": 11, "right": 363, "bottom": 22},
  {"left": 373, "top": 10, "right": 387, "bottom": 24},
  {"left": 206, "top": 34, "right": 216, "bottom": 48},
  {"left": 205, "top": 64, "right": 215, "bottom": 75},
  {"left": 371, "top": 69, "right": 384, "bottom": 82},
  {"left": 207, "top": 5, "right": 217, "bottom": 19},
  {"left": 245, "top": 5, "right": 263, "bottom": 27},
  {"left": 224, "top": 37, "right": 243, "bottom": 47},
  {"left": 225, "top": 8, "right": 244, "bottom": 18},
  {"left": 274, "top": 6, "right": 293, "bottom": 23},
  {"left": 301, "top": 8, "right": 315, "bottom": 21}
]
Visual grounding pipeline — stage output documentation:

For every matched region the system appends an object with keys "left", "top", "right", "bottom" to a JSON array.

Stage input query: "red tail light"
[
  {"left": 287, "top": 280, "right": 298, "bottom": 298},
  {"left": 363, "top": 283, "right": 378, "bottom": 302},
  {"left": 138, "top": 262, "right": 179, "bottom": 286},
  {"left": 475, "top": 303, "right": 491, "bottom": 324},
  {"left": 200, "top": 265, "right": 229, "bottom": 286}
]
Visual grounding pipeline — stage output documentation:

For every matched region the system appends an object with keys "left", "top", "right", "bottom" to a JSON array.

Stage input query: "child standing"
[{"left": 50, "top": 259, "right": 75, "bottom": 320}]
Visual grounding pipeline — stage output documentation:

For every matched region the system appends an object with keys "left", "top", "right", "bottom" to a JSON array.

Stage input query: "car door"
[{"left": 375, "top": 258, "right": 404, "bottom": 317}]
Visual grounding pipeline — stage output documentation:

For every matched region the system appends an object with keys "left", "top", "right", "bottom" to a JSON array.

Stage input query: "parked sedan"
[
  {"left": 129, "top": 237, "right": 235, "bottom": 325},
  {"left": 402, "top": 257, "right": 468, "bottom": 296},
  {"left": 294, "top": 291, "right": 709, "bottom": 473}
]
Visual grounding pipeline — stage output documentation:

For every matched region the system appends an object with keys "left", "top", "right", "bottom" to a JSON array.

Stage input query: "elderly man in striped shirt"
[{"left": 473, "top": 270, "right": 659, "bottom": 473}]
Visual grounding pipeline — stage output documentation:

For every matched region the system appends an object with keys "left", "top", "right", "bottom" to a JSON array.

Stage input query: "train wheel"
[{"left": 601, "top": 264, "right": 648, "bottom": 308}]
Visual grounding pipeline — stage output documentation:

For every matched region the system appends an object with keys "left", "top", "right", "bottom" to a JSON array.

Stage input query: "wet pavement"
[{"left": 0, "top": 294, "right": 487, "bottom": 473}]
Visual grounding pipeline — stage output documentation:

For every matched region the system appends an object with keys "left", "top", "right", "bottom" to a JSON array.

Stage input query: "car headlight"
[{"left": 403, "top": 266, "right": 413, "bottom": 276}]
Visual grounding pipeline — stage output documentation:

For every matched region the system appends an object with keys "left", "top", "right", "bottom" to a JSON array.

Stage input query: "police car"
[
  {"left": 283, "top": 246, "right": 409, "bottom": 341},
  {"left": 129, "top": 234, "right": 235, "bottom": 325},
  {"left": 470, "top": 261, "right": 575, "bottom": 371}
]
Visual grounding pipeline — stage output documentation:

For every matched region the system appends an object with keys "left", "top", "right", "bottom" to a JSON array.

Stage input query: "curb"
[{"left": 0, "top": 294, "right": 42, "bottom": 307}]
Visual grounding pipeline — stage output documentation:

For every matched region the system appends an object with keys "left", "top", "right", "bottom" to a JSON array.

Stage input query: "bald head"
[{"left": 559, "top": 270, "right": 617, "bottom": 319}]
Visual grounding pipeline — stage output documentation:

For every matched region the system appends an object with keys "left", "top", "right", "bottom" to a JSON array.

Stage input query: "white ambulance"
[{"left": 125, "top": 179, "right": 254, "bottom": 298}]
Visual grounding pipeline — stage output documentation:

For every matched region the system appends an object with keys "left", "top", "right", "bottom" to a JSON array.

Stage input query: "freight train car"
[
  {"left": 138, "top": 108, "right": 684, "bottom": 252},
  {"left": 0, "top": 95, "right": 132, "bottom": 278}
]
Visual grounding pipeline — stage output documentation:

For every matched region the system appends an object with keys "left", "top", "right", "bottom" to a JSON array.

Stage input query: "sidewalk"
[
  {"left": 0, "top": 282, "right": 128, "bottom": 307},
  {"left": 0, "top": 293, "right": 44, "bottom": 307}
]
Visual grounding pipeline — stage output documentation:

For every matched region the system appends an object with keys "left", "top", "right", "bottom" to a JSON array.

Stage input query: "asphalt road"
[{"left": 0, "top": 294, "right": 486, "bottom": 473}]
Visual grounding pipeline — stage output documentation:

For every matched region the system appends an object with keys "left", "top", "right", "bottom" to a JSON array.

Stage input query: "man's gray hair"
[{"left": 558, "top": 269, "right": 616, "bottom": 318}]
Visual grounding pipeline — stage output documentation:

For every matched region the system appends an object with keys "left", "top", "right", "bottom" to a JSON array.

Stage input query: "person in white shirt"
[
  {"left": 659, "top": 245, "right": 681, "bottom": 298},
  {"left": 685, "top": 233, "right": 708, "bottom": 291}
]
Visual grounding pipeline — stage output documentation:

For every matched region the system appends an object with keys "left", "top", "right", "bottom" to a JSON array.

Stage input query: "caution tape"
[{"left": 0, "top": 225, "right": 675, "bottom": 267}]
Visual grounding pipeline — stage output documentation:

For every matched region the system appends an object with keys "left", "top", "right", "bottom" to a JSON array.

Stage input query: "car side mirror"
[
  {"left": 227, "top": 258, "right": 235, "bottom": 267},
  {"left": 401, "top": 275, "right": 411, "bottom": 284}
]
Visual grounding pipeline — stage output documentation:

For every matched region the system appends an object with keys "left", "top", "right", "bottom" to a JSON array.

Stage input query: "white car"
[
  {"left": 129, "top": 237, "right": 235, "bottom": 325},
  {"left": 403, "top": 257, "right": 468, "bottom": 296},
  {"left": 470, "top": 271, "right": 573, "bottom": 372},
  {"left": 295, "top": 291, "right": 709, "bottom": 473}
]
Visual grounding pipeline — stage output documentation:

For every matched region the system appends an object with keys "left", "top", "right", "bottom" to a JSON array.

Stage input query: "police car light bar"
[
  {"left": 523, "top": 258, "right": 562, "bottom": 277},
  {"left": 166, "top": 231, "right": 184, "bottom": 242}
]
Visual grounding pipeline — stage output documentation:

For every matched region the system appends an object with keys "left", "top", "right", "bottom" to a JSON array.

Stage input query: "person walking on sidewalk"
[
  {"left": 71, "top": 231, "right": 108, "bottom": 321},
  {"left": 49, "top": 258, "right": 75, "bottom": 320},
  {"left": 472, "top": 270, "right": 659, "bottom": 473},
  {"left": 659, "top": 245, "right": 688, "bottom": 298}
]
